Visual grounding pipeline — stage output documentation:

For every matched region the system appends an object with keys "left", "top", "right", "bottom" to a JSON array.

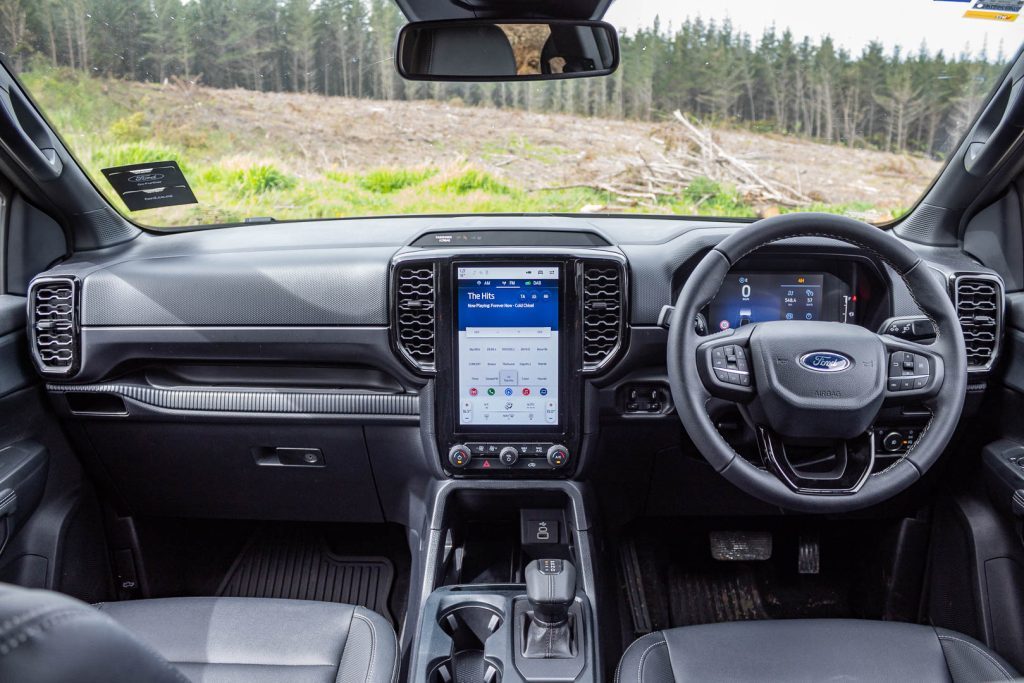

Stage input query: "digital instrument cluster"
[{"left": 707, "top": 271, "right": 856, "bottom": 331}]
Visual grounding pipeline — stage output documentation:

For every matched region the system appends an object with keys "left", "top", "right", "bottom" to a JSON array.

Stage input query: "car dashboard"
[{"left": 24, "top": 215, "right": 1005, "bottom": 519}]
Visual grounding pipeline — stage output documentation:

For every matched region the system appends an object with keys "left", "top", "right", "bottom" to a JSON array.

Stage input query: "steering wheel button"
[
  {"left": 913, "top": 376, "right": 927, "bottom": 389},
  {"left": 914, "top": 356, "right": 929, "bottom": 375},
  {"left": 737, "top": 374, "right": 751, "bottom": 386},
  {"left": 713, "top": 357, "right": 727, "bottom": 368},
  {"left": 712, "top": 347, "right": 725, "bottom": 361},
  {"left": 899, "top": 378, "right": 914, "bottom": 391},
  {"left": 714, "top": 369, "right": 729, "bottom": 383},
  {"left": 887, "top": 379, "right": 900, "bottom": 392}
]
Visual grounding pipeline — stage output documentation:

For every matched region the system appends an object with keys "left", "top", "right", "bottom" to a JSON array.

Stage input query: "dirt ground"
[{"left": 131, "top": 80, "right": 941, "bottom": 210}]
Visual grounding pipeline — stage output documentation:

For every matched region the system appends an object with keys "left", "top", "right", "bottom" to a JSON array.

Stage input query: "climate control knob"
[
  {"left": 546, "top": 445, "right": 570, "bottom": 468},
  {"left": 448, "top": 444, "right": 472, "bottom": 468},
  {"left": 499, "top": 446, "right": 519, "bottom": 466}
]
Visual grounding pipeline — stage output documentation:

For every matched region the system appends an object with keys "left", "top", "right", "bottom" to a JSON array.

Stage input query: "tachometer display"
[{"left": 707, "top": 272, "right": 853, "bottom": 330}]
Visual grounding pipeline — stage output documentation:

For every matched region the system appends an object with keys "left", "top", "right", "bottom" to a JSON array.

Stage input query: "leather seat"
[
  {"left": 0, "top": 582, "right": 397, "bottom": 683},
  {"left": 616, "top": 620, "right": 1018, "bottom": 683}
]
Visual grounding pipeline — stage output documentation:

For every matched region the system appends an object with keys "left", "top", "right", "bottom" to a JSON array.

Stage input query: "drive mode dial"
[
  {"left": 448, "top": 445, "right": 471, "bottom": 468},
  {"left": 499, "top": 446, "right": 519, "bottom": 466}
]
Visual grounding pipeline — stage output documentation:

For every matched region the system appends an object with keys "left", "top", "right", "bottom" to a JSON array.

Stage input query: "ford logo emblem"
[
  {"left": 799, "top": 351, "right": 852, "bottom": 373},
  {"left": 129, "top": 173, "right": 164, "bottom": 183}
]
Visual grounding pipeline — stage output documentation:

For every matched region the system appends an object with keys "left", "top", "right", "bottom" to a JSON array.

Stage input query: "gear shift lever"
[{"left": 523, "top": 559, "right": 576, "bottom": 658}]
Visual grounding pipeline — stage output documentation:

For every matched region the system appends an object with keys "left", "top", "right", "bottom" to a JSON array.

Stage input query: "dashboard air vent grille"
[
  {"left": 395, "top": 264, "right": 436, "bottom": 371},
  {"left": 582, "top": 262, "right": 624, "bottom": 370},
  {"left": 30, "top": 277, "right": 78, "bottom": 376},
  {"left": 953, "top": 274, "right": 1002, "bottom": 371}
]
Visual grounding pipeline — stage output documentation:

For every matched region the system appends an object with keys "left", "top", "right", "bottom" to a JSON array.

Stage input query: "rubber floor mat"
[
  {"left": 668, "top": 565, "right": 769, "bottom": 626},
  {"left": 217, "top": 529, "right": 395, "bottom": 624}
]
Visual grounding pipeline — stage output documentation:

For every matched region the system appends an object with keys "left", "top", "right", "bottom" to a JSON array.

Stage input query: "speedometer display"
[{"left": 707, "top": 272, "right": 854, "bottom": 331}]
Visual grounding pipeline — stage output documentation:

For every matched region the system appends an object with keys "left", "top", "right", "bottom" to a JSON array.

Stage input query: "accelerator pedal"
[{"left": 798, "top": 533, "right": 820, "bottom": 575}]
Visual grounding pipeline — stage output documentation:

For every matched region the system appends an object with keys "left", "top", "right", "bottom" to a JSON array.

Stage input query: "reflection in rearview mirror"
[{"left": 397, "top": 20, "right": 619, "bottom": 82}]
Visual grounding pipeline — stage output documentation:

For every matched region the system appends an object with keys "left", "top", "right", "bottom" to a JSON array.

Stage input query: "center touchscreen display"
[{"left": 456, "top": 265, "right": 559, "bottom": 427}]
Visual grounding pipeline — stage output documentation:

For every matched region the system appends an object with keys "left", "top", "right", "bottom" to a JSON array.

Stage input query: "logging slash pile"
[{"left": 578, "top": 110, "right": 812, "bottom": 212}]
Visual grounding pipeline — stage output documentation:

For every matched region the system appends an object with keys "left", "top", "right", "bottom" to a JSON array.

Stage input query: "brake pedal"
[
  {"left": 798, "top": 533, "right": 820, "bottom": 574},
  {"left": 710, "top": 531, "right": 772, "bottom": 561}
]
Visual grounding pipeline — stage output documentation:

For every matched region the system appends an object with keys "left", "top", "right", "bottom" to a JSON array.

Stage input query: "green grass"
[
  {"left": 91, "top": 142, "right": 190, "bottom": 173},
  {"left": 436, "top": 169, "right": 511, "bottom": 195},
  {"left": 673, "top": 177, "right": 756, "bottom": 217},
  {"left": 232, "top": 164, "right": 295, "bottom": 195},
  {"left": 17, "top": 67, "right": 903, "bottom": 228},
  {"left": 357, "top": 168, "right": 436, "bottom": 193}
]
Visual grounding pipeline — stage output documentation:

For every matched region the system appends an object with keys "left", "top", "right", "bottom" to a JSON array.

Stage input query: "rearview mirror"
[{"left": 396, "top": 19, "right": 618, "bottom": 82}]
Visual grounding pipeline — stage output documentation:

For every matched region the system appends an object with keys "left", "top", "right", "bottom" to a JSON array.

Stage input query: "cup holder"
[{"left": 429, "top": 604, "right": 504, "bottom": 683}]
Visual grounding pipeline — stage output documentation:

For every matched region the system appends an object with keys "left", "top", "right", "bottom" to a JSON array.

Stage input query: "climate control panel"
[{"left": 447, "top": 442, "right": 570, "bottom": 473}]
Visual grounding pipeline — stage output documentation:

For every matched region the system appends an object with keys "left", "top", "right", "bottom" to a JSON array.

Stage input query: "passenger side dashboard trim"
[{"left": 48, "top": 382, "right": 419, "bottom": 417}]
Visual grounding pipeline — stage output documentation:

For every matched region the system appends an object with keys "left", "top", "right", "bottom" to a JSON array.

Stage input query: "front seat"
[
  {"left": 0, "top": 582, "right": 397, "bottom": 683},
  {"left": 617, "top": 620, "right": 1018, "bottom": 683}
]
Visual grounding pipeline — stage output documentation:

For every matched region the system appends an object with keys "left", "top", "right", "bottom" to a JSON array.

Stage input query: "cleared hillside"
[{"left": 23, "top": 70, "right": 941, "bottom": 227}]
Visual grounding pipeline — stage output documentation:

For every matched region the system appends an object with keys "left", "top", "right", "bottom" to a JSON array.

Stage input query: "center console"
[
  {"left": 392, "top": 249, "right": 627, "bottom": 478},
  {"left": 393, "top": 247, "right": 619, "bottom": 682},
  {"left": 409, "top": 483, "right": 601, "bottom": 683}
]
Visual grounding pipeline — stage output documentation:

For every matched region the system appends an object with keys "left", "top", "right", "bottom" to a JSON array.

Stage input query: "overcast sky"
[{"left": 604, "top": 0, "right": 1024, "bottom": 58}]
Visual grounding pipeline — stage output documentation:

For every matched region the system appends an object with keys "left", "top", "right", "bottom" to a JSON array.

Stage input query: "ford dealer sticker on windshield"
[{"left": 101, "top": 161, "right": 198, "bottom": 211}]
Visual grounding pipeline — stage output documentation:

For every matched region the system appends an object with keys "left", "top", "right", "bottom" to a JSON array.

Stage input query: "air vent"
[
  {"left": 29, "top": 277, "right": 79, "bottom": 376},
  {"left": 582, "top": 262, "right": 625, "bottom": 371},
  {"left": 953, "top": 274, "right": 1002, "bottom": 371},
  {"left": 394, "top": 263, "right": 436, "bottom": 371}
]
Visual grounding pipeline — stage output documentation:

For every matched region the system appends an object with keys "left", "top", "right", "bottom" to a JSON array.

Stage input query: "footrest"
[{"left": 710, "top": 531, "right": 773, "bottom": 561}]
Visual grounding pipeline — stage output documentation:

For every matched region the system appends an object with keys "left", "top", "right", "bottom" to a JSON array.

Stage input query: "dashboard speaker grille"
[
  {"left": 30, "top": 277, "right": 79, "bottom": 376},
  {"left": 582, "top": 262, "right": 624, "bottom": 370},
  {"left": 953, "top": 274, "right": 1002, "bottom": 371},
  {"left": 395, "top": 263, "right": 436, "bottom": 371}
]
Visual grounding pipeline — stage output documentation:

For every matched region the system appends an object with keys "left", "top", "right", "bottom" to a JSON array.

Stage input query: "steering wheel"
[{"left": 667, "top": 213, "right": 967, "bottom": 513}]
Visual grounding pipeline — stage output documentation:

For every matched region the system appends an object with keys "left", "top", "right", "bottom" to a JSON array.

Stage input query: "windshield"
[{"left": 0, "top": 0, "right": 1021, "bottom": 228}]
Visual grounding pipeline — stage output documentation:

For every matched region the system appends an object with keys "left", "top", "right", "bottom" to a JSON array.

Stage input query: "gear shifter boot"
[{"left": 523, "top": 618, "right": 574, "bottom": 659}]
